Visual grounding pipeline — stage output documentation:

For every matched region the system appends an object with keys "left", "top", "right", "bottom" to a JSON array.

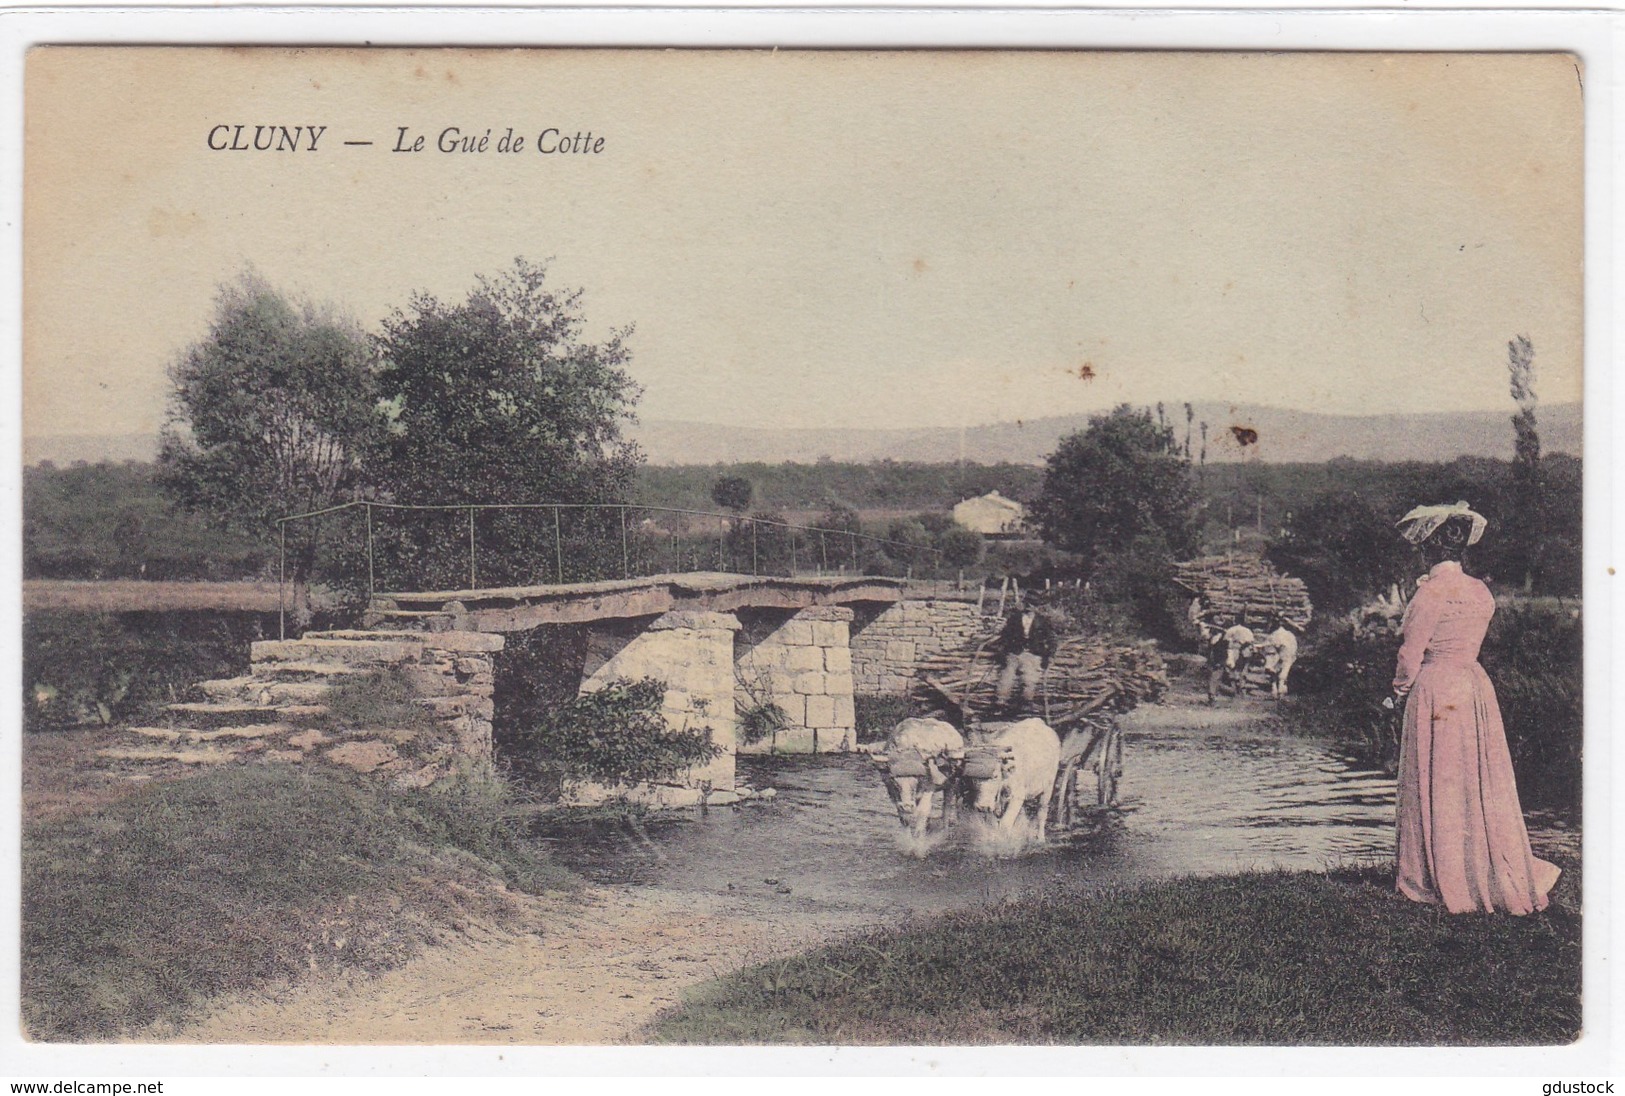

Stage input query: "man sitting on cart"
[{"left": 993, "top": 600, "right": 1059, "bottom": 715}]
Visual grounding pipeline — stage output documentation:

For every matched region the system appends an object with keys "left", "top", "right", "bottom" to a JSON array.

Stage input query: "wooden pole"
[
  {"left": 277, "top": 522, "right": 286, "bottom": 640},
  {"left": 554, "top": 507, "right": 564, "bottom": 584}
]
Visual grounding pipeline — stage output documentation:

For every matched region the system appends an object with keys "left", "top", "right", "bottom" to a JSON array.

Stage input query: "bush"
[
  {"left": 935, "top": 526, "right": 985, "bottom": 569},
  {"left": 509, "top": 677, "right": 722, "bottom": 790},
  {"left": 23, "top": 611, "right": 272, "bottom": 731}
]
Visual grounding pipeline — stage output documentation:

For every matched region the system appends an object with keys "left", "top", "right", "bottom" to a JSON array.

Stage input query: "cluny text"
[{"left": 205, "top": 125, "right": 606, "bottom": 155}]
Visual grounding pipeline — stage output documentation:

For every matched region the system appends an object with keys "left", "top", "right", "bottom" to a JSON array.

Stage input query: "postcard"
[{"left": 15, "top": 41, "right": 1595, "bottom": 1069}]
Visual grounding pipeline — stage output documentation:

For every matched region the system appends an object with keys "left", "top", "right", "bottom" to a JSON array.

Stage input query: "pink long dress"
[{"left": 1392, "top": 560, "right": 1560, "bottom": 914}]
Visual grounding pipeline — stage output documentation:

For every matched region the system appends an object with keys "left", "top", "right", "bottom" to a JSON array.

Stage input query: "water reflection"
[{"left": 530, "top": 703, "right": 1398, "bottom": 919}]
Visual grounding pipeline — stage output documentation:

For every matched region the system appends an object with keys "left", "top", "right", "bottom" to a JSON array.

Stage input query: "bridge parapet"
[{"left": 366, "top": 572, "right": 906, "bottom": 633}]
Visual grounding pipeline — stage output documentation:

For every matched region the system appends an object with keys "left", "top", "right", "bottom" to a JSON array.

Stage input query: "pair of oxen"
[{"left": 870, "top": 716, "right": 1062, "bottom": 841}]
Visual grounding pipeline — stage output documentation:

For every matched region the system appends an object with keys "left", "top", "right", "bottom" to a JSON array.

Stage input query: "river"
[{"left": 530, "top": 691, "right": 1398, "bottom": 921}]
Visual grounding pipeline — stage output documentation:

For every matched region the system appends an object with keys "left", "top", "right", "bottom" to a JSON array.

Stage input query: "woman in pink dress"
[{"left": 1389, "top": 502, "right": 1561, "bottom": 915}]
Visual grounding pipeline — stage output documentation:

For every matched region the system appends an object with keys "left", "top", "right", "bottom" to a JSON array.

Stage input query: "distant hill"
[
  {"left": 631, "top": 403, "right": 1583, "bottom": 466},
  {"left": 23, "top": 402, "right": 1582, "bottom": 469},
  {"left": 23, "top": 433, "right": 159, "bottom": 467}
]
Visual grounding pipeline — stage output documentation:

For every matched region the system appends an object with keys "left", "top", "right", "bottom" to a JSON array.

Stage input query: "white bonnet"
[{"left": 1396, "top": 500, "right": 1487, "bottom": 546}]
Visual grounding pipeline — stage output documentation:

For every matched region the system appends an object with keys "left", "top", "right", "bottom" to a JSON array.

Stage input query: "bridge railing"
[{"left": 274, "top": 499, "right": 944, "bottom": 610}]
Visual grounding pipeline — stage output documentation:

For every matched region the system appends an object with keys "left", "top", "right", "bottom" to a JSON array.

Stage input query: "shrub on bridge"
[{"left": 510, "top": 677, "right": 722, "bottom": 791}]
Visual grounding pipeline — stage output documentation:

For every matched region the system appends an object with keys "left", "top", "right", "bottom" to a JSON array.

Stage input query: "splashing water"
[{"left": 894, "top": 825, "right": 952, "bottom": 860}]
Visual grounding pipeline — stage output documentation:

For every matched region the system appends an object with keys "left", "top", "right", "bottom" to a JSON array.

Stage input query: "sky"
[{"left": 24, "top": 48, "right": 1583, "bottom": 437}]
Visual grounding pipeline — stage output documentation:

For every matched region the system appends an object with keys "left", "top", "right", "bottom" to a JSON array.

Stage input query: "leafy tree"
[
  {"left": 710, "top": 475, "right": 754, "bottom": 513},
  {"left": 158, "top": 272, "right": 383, "bottom": 620},
  {"left": 936, "top": 526, "right": 985, "bottom": 569},
  {"left": 882, "top": 518, "right": 934, "bottom": 570},
  {"left": 371, "top": 259, "right": 642, "bottom": 588},
  {"left": 1032, "top": 404, "right": 1199, "bottom": 572},
  {"left": 727, "top": 510, "right": 801, "bottom": 575},
  {"left": 1266, "top": 491, "right": 1414, "bottom": 615}
]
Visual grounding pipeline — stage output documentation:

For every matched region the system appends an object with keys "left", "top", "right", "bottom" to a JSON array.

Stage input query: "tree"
[
  {"left": 710, "top": 475, "right": 753, "bottom": 513},
  {"left": 882, "top": 518, "right": 934, "bottom": 571},
  {"left": 1032, "top": 404, "right": 1199, "bottom": 571},
  {"left": 1266, "top": 490, "right": 1414, "bottom": 615},
  {"left": 159, "top": 272, "right": 383, "bottom": 622},
  {"left": 1507, "top": 335, "right": 1541, "bottom": 592},
  {"left": 936, "top": 526, "right": 984, "bottom": 569},
  {"left": 371, "top": 258, "right": 642, "bottom": 588}
]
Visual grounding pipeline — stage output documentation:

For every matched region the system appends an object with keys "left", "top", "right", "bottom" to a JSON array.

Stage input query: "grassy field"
[
  {"left": 23, "top": 580, "right": 312, "bottom": 613},
  {"left": 650, "top": 864, "right": 1581, "bottom": 1046},
  {"left": 21, "top": 763, "right": 577, "bottom": 1042}
]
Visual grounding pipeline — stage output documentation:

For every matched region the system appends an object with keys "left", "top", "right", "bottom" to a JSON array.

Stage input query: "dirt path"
[{"left": 157, "top": 884, "right": 867, "bottom": 1045}]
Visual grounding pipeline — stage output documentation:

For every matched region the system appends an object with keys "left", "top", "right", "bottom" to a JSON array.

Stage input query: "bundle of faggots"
[
  {"left": 1174, "top": 555, "right": 1313, "bottom": 632},
  {"left": 911, "top": 633, "right": 1168, "bottom": 731}
]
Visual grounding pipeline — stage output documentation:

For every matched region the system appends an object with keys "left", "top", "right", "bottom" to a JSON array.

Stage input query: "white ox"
[
  {"left": 959, "top": 718, "right": 1062, "bottom": 837},
  {"left": 1257, "top": 626, "right": 1299, "bottom": 699},
  {"left": 1207, "top": 623, "right": 1257, "bottom": 702},
  {"left": 873, "top": 717, "right": 965, "bottom": 838}
]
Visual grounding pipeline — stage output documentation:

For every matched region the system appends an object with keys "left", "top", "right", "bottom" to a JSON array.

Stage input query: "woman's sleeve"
[{"left": 1392, "top": 583, "right": 1442, "bottom": 695}]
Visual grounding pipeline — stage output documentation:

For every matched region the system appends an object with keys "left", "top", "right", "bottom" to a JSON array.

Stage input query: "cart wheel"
[{"left": 1099, "top": 727, "right": 1123, "bottom": 807}]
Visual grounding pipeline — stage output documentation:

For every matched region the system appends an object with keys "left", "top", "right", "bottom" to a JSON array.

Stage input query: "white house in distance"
[{"left": 952, "top": 490, "right": 1027, "bottom": 537}]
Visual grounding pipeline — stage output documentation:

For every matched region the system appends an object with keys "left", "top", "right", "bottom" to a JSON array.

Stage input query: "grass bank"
[
  {"left": 650, "top": 865, "right": 1580, "bottom": 1045},
  {"left": 22, "top": 764, "right": 577, "bottom": 1042}
]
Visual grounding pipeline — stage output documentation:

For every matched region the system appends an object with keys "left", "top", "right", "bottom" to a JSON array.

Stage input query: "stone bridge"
[
  {"left": 142, "top": 572, "right": 983, "bottom": 805},
  {"left": 133, "top": 572, "right": 975, "bottom": 803},
  {"left": 364, "top": 572, "right": 911, "bottom": 803}
]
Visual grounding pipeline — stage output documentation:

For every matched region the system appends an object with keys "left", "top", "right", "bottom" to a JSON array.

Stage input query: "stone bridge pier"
[
  {"left": 573, "top": 610, "right": 741, "bottom": 806},
  {"left": 734, "top": 606, "right": 856, "bottom": 755},
  {"left": 566, "top": 604, "right": 860, "bottom": 806}
]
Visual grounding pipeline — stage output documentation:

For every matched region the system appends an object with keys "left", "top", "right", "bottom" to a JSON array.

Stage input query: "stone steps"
[
  {"left": 96, "top": 746, "right": 240, "bottom": 766},
  {"left": 304, "top": 629, "right": 504, "bottom": 652},
  {"left": 196, "top": 677, "right": 333, "bottom": 704},
  {"left": 164, "top": 701, "right": 328, "bottom": 727},
  {"left": 361, "top": 608, "right": 459, "bottom": 633},
  {"left": 249, "top": 637, "right": 426, "bottom": 667},
  {"left": 257, "top": 661, "right": 368, "bottom": 680},
  {"left": 132, "top": 723, "right": 291, "bottom": 742},
  {"left": 102, "top": 626, "right": 501, "bottom": 790}
]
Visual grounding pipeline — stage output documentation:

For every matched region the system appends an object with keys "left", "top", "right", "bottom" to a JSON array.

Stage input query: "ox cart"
[
  {"left": 1175, "top": 555, "right": 1313, "bottom": 699},
  {"left": 873, "top": 631, "right": 1164, "bottom": 836}
]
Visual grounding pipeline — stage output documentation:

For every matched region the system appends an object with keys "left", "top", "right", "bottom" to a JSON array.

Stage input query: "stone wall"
[
  {"left": 572, "top": 609, "right": 740, "bottom": 805},
  {"left": 850, "top": 598, "right": 985, "bottom": 696},
  {"left": 735, "top": 606, "right": 856, "bottom": 754}
]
